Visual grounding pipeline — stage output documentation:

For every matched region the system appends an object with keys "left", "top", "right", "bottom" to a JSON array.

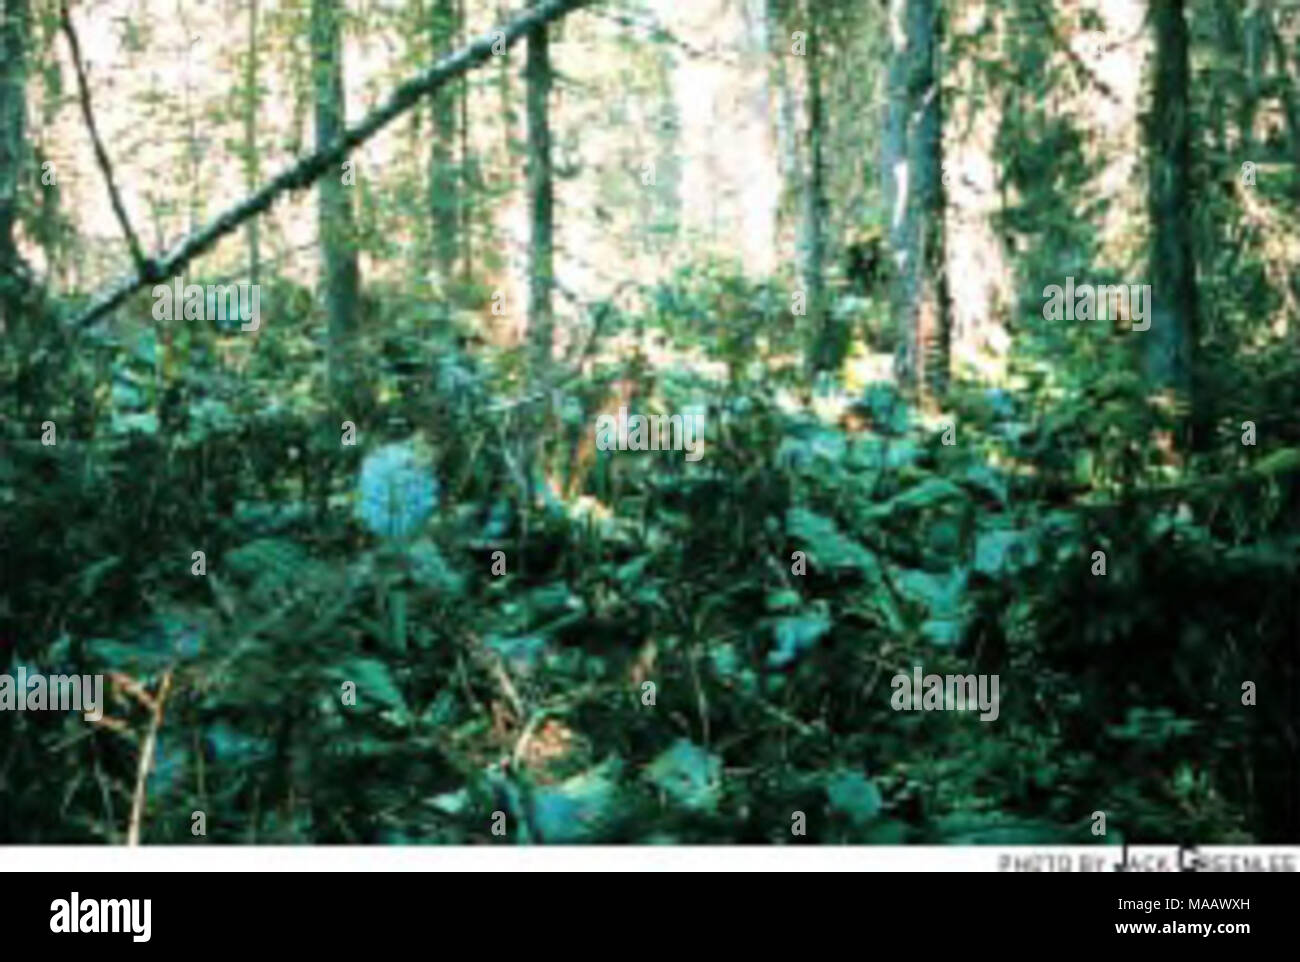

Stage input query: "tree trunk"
[
  {"left": 0, "top": 0, "right": 30, "bottom": 329},
  {"left": 882, "top": 0, "right": 909, "bottom": 362},
  {"left": 1240, "top": 0, "right": 1264, "bottom": 154},
  {"left": 1146, "top": 0, "right": 1197, "bottom": 438},
  {"left": 245, "top": 0, "right": 261, "bottom": 287},
  {"left": 803, "top": 14, "right": 833, "bottom": 376},
  {"left": 770, "top": 0, "right": 803, "bottom": 230},
  {"left": 430, "top": 0, "right": 459, "bottom": 284},
  {"left": 884, "top": 0, "right": 947, "bottom": 394},
  {"left": 910, "top": 0, "right": 947, "bottom": 396},
  {"left": 526, "top": 6, "right": 555, "bottom": 371},
  {"left": 310, "top": 0, "right": 361, "bottom": 398},
  {"left": 458, "top": 0, "right": 473, "bottom": 283}
]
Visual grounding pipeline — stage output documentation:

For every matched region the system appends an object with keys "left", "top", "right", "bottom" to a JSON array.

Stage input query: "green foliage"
[
  {"left": 7, "top": 0, "right": 1300, "bottom": 837},
  {"left": 4, "top": 252, "right": 1298, "bottom": 846}
]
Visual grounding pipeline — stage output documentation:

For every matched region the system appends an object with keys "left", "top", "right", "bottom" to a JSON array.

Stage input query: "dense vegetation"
[{"left": 1, "top": 0, "right": 1297, "bottom": 845}]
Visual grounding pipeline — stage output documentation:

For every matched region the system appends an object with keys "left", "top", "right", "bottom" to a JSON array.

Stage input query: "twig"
[
  {"left": 736, "top": 687, "right": 822, "bottom": 736},
  {"left": 588, "top": 6, "right": 742, "bottom": 66},
  {"left": 456, "top": 652, "right": 487, "bottom": 716},
  {"left": 93, "top": 756, "right": 119, "bottom": 844},
  {"left": 480, "top": 304, "right": 610, "bottom": 414},
  {"left": 69, "top": 0, "right": 596, "bottom": 331},
  {"left": 107, "top": 670, "right": 155, "bottom": 709},
  {"left": 1026, "top": 1, "right": 1121, "bottom": 106},
  {"left": 87, "top": 713, "right": 133, "bottom": 738},
  {"left": 126, "top": 667, "right": 174, "bottom": 846},
  {"left": 688, "top": 643, "right": 710, "bottom": 745},
  {"left": 511, "top": 708, "right": 550, "bottom": 769},
  {"left": 467, "top": 632, "right": 527, "bottom": 721},
  {"left": 499, "top": 429, "right": 533, "bottom": 513},
  {"left": 59, "top": 1, "right": 151, "bottom": 278}
]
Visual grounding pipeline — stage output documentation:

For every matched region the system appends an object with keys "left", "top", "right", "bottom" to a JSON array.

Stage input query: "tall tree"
[
  {"left": 910, "top": 0, "right": 947, "bottom": 395},
  {"left": 1239, "top": 0, "right": 1265, "bottom": 155},
  {"left": 244, "top": 0, "right": 261, "bottom": 287},
  {"left": 803, "top": 12, "right": 831, "bottom": 376},
  {"left": 882, "top": 0, "right": 908, "bottom": 346},
  {"left": 458, "top": 0, "right": 473, "bottom": 282},
  {"left": 430, "top": 0, "right": 459, "bottom": 283},
  {"left": 769, "top": 0, "right": 803, "bottom": 224},
  {"left": 525, "top": 1, "right": 555, "bottom": 371},
  {"left": 0, "top": 0, "right": 30, "bottom": 327},
  {"left": 883, "top": 0, "right": 947, "bottom": 394},
  {"left": 1146, "top": 0, "right": 1197, "bottom": 437},
  {"left": 311, "top": 0, "right": 361, "bottom": 395}
]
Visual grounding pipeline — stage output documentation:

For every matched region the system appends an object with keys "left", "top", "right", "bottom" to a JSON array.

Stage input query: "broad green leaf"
[
  {"left": 645, "top": 739, "right": 722, "bottom": 813},
  {"left": 406, "top": 539, "right": 466, "bottom": 596},
  {"left": 614, "top": 555, "right": 652, "bottom": 584},
  {"left": 531, "top": 761, "right": 622, "bottom": 843},
  {"left": 786, "top": 507, "right": 881, "bottom": 579},
  {"left": 963, "top": 463, "right": 1010, "bottom": 505},
  {"left": 877, "top": 477, "right": 966, "bottom": 514},
  {"left": 974, "top": 528, "right": 1036, "bottom": 576},
  {"left": 896, "top": 567, "right": 969, "bottom": 646},
  {"left": 204, "top": 722, "right": 273, "bottom": 763},
  {"left": 427, "top": 788, "right": 473, "bottom": 816},
  {"left": 768, "top": 609, "right": 831, "bottom": 667},
  {"left": 339, "top": 658, "right": 406, "bottom": 713},
  {"left": 765, "top": 588, "right": 802, "bottom": 612},
  {"left": 826, "top": 770, "right": 883, "bottom": 825},
  {"left": 486, "top": 634, "right": 548, "bottom": 669}
]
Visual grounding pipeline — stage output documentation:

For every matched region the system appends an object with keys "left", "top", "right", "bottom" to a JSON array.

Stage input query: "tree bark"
[
  {"left": 430, "top": 0, "right": 459, "bottom": 283},
  {"left": 311, "top": 0, "right": 361, "bottom": 397},
  {"left": 526, "top": 5, "right": 555, "bottom": 371},
  {"left": 1146, "top": 0, "right": 1198, "bottom": 437},
  {"left": 0, "top": 0, "right": 30, "bottom": 328},
  {"left": 882, "top": 0, "right": 909, "bottom": 358},
  {"left": 458, "top": 0, "right": 473, "bottom": 283},
  {"left": 245, "top": 0, "right": 261, "bottom": 287},
  {"left": 910, "top": 0, "right": 947, "bottom": 396},
  {"left": 771, "top": 1, "right": 803, "bottom": 251},
  {"left": 884, "top": 0, "right": 947, "bottom": 394},
  {"left": 804, "top": 13, "right": 833, "bottom": 376}
]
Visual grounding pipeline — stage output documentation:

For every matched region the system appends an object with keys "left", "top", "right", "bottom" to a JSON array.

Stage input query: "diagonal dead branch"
[
  {"left": 70, "top": 0, "right": 595, "bottom": 331},
  {"left": 60, "top": 1, "right": 152, "bottom": 278}
]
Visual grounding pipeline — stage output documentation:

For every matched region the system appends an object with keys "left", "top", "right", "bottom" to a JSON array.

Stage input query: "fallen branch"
[
  {"left": 126, "top": 667, "right": 174, "bottom": 846},
  {"left": 70, "top": 0, "right": 595, "bottom": 331},
  {"left": 60, "top": 1, "right": 150, "bottom": 277}
]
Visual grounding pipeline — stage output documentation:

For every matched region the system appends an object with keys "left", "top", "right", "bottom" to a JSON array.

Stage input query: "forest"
[{"left": 0, "top": 0, "right": 1297, "bottom": 847}]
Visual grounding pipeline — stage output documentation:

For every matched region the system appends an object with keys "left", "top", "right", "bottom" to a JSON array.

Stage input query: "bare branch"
[
  {"left": 70, "top": 0, "right": 596, "bottom": 331},
  {"left": 59, "top": 1, "right": 151, "bottom": 278},
  {"left": 588, "top": 6, "right": 737, "bottom": 64},
  {"left": 126, "top": 668, "right": 174, "bottom": 847},
  {"left": 1026, "top": 1, "right": 1122, "bottom": 107}
]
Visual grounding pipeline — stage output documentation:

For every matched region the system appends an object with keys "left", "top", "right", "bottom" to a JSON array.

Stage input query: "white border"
[{"left": 1, "top": 846, "right": 1297, "bottom": 872}]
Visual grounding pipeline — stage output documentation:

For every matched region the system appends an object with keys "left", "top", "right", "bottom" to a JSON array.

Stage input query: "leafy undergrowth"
[{"left": 3, "top": 277, "right": 1297, "bottom": 844}]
